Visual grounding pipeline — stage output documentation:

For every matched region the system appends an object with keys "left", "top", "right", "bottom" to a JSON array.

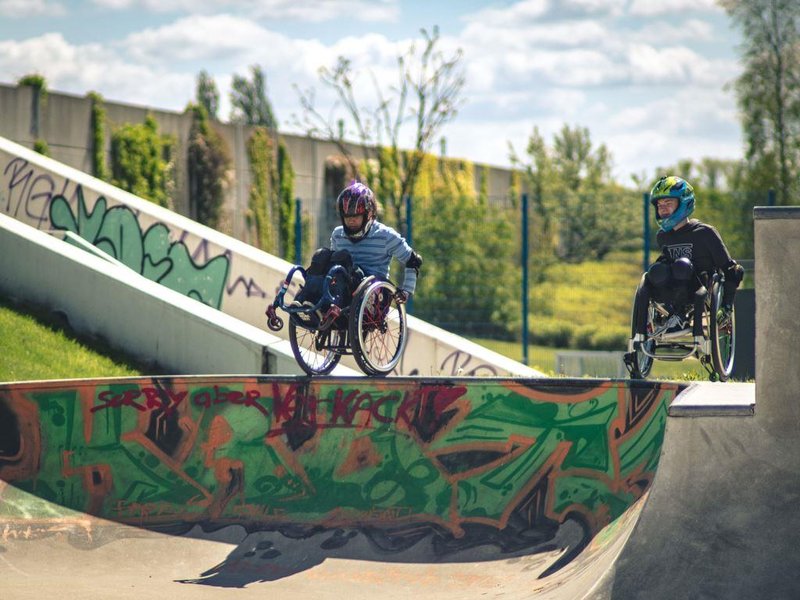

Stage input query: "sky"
[{"left": 0, "top": 0, "right": 744, "bottom": 184}]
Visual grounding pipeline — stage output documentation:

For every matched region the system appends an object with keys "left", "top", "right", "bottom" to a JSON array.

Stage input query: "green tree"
[
  {"left": 88, "top": 91, "right": 108, "bottom": 180},
  {"left": 719, "top": 0, "right": 800, "bottom": 205},
  {"left": 186, "top": 103, "right": 231, "bottom": 228},
  {"left": 246, "top": 127, "right": 278, "bottom": 251},
  {"left": 512, "top": 125, "right": 634, "bottom": 262},
  {"left": 294, "top": 26, "right": 465, "bottom": 233},
  {"left": 231, "top": 65, "right": 277, "bottom": 128},
  {"left": 196, "top": 70, "right": 220, "bottom": 120},
  {"left": 277, "top": 139, "right": 296, "bottom": 259},
  {"left": 18, "top": 74, "right": 48, "bottom": 143},
  {"left": 110, "top": 115, "right": 175, "bottom": 208}
]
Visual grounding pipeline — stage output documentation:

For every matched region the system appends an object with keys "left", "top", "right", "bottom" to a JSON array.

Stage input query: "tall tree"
[
  {"left": 293, "top": 26, "right": 465, "bottom": 231},
  {"left": 230, "top": 65, "right": 277, "bottom": 128},
  {"left": 719, "top": 0, "right": 800, "bottom": 205},
  {"left": 186, "top": 103, "right": 231, "bottom": 228},
  {"left": 196, "top": 70, "right": 220, "bottom": 120},
  {"left": 511, "top": 125, "right": 637, "bottom": 261}
]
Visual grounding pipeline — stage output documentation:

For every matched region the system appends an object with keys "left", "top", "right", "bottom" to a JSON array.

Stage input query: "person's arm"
[
  {"left": 705, "top": 225, "right": 744, "bottom": 288},
  {"left": 385, "top": 229, "right": 421, "bottom": 295}
]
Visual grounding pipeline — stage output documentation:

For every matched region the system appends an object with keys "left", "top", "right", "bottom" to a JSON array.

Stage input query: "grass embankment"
[{"left": 0, "top": 295, "right": 146, "bottom": 382}]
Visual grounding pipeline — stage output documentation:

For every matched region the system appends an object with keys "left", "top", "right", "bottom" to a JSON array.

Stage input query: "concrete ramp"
[{"left": 0, "top": 376, "right": 677, "bottom": 598}]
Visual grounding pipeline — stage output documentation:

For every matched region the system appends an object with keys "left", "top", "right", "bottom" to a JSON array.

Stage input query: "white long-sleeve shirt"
[{"left": 330, "top": 221, "right": 417, "bottom": 294}]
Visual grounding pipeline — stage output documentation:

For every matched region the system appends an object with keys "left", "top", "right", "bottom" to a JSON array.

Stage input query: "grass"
[
  {"left": 472, "top": 336, "right": 707, "bottom": 380},
  {"left": 0, "top": 295, "right": 147, "bottom": 383}
]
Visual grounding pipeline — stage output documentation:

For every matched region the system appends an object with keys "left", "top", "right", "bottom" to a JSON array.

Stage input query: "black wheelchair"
[
  {"left": 624, "top": 270, "right": 736, "bottom": 382},
  {"left": 265, "top": 264, "right": 408, "bottom": 376}
]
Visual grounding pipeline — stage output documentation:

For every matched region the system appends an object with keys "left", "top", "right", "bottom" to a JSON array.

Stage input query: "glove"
[{"left": 395, "top": 289, "right": 411, "bottom": 304}]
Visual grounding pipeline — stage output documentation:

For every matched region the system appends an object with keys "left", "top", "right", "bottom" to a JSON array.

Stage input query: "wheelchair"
[
  {"left": 624, "top": 271, "right": 736, "bottom": 382},
  {"left": 265, "top": 264, "right": 408, "bottom": 377}
]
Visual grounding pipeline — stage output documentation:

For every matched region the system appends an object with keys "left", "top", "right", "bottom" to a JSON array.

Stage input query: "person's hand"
[{"left": 395, "top": 289, "right": 410, "bottom": 304}]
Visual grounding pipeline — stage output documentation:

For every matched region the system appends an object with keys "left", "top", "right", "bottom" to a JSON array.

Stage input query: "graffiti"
[
  {"left": 3, "top": 157, "right": 71, "bottom": 228},
  {"left": 439, "top": 349, "right": 499, "bottom": 376},
  {"left": 49, "top": 186, "right": 230, "bottom": 308},
  {"left": 226, "top": 275, "right": 268, "bottom": 299},
  {"left": 0, "top": 376, "right": 679, "bottom": 567},
  {"left": 86, "top": 382, "right": 468, "bottom": 440}
]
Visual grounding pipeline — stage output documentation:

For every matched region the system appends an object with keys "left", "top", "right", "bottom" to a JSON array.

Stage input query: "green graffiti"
[
  {"left": 49, "top": 186, "right": 229, "bottom": 308},
  {"left": 0, "top": 378, "right": 679, "bottom": 541}
]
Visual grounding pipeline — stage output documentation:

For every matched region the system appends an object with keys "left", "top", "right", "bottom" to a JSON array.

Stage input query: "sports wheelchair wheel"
[
  {"left": 628, "top": 289, "right": 655, "bottom": 379},
  {"left": 708, "top": 274, "right": 735, "bottom": 381},
  {"left": 349, "top": 279, "right": 408, "bottom": 376},
  {"left": 289, "top": 321, "right": 344, "bottom": 376}
]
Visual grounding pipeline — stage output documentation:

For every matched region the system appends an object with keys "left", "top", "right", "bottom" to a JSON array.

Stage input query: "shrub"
[{"left": 528, "top": 318, "right": 575, "bottom": 348}]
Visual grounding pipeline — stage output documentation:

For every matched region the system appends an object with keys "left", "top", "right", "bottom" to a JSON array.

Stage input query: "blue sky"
[{"left": 0, "top": 0, "right": 744, "bottom": 184}]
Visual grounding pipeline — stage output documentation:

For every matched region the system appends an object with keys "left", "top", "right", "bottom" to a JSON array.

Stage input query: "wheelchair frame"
[
  {"left": 624, "top": 271, "right": 736, "bottom": 382},
  {"left": 265, "top": 264, "right": 408, "bottom": 377}
]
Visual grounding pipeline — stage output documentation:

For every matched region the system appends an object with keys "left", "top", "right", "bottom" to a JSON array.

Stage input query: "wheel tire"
[
  {"left": 349, "top": 280, "right": 407, "bottom": 376},
  {"left": 629, "top": 289, "right": 654, "bottom": 379},
  {"left": 289, "top": 321, "right": 343, "bottom": 376},
  {"left": 709, "top": 276, "right": 735, "bottom": 381}
]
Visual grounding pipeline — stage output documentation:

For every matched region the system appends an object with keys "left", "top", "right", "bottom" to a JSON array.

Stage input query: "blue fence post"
[
  {"left": 521, "top": 193, "right": 529, "bottom": 366},
  {"left": 643, "top": 192, "right": 650, "bottom": 272},
  {"left": 405, "top": 194, "right": 413, "bottom": 315},
  {"left": 294, "top": 198, "right": 302, "bottom": 265},
  {"left": 768, "top": 189, "right": 776, "bottom": 206}
]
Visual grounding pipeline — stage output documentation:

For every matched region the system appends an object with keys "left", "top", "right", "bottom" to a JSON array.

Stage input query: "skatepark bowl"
[{"left": 1, "top": 376, "right": 685, "bottom": 599}]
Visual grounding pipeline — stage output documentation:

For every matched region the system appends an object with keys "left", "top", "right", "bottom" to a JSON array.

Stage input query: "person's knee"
[
  {"left": 671, "top": 257, "right": 694, "bottom": 283},
  {"left": 330, "top": 250, "right": 353, "bottom": 269},
  {"left": 646, "top": 262, "right": 670, "bottom": 287},
  {"left": 307, "top": 248, "right": 333, "bottom": 276}
]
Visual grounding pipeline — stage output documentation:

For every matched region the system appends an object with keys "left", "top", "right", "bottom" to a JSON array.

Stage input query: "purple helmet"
[{"left": 336, "top": 182, "right": 376, "bottom": 241}]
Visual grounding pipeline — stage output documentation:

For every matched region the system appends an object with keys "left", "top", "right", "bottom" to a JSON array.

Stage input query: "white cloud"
[
  {"left": 627, "top": 43, "right": 737, "bottom": 86},
  {"left": 629, "top": 0, "right": 723, "bottom": 17},
  {"left": 628, "top": 18, "right": 715, "bottom": 43},
  {"left": 0, "top": 33, "right": 193, "bottom": 110},
  {"left": 462, "top": 0, "right": 549, "bottom": 28},
  {"left": 90, "top": 0, "right": 400, "bottom": 21},
  {"left": 122, "top": 14, "right": 279, "bottom": 63},
  {"left": 0, "top": 0, "right": 65, "bottom": 17},
  {"left": 603, "top": 87, "right": 741, "bottom": 179}
]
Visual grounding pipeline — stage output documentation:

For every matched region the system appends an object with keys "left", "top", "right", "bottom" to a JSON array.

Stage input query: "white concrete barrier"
[
  {"left": 0, "top": 213, "right": 357, "bottom": 376},
  {"left": 0, "top": 135, "right": 543, "bottom": 377}
]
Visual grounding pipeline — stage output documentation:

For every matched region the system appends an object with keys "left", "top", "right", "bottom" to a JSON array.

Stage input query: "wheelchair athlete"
[
  {"left": 630, "top": 175, "right": 744, "bottom": 349},
  {"left": 291, "top": 181, "right": 422, "bottom": 325}
]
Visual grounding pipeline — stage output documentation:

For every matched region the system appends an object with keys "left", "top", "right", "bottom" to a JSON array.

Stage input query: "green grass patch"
[
  {"left": 0, "top": 295, "right": 148, "bottom": 382},
  {"left": 471, "top": 336, "right": 707, "bottom": 381}
]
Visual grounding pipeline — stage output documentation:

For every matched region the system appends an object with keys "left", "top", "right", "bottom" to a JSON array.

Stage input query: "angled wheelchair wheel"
[
  {"left": 629, "top": 301, "right": 655, "bottom": 379},
  {"left": 349, "top": 279, "right": 407, "bottom": 376},
  {"left": 709, "top": 275, "right": 735, "bottom": 381},
  {"left": 289, "top": 322, "right": 344, "bottom": 376}
]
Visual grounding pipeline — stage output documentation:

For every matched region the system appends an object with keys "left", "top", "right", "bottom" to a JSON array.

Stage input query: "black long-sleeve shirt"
[{"left": 656, "top": 219, "right": 733, "bottom": 275}]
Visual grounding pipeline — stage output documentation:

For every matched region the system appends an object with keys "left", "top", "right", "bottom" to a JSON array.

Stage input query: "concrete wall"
[
  {"left": 0, "top": 212, "right": 351, "bottom": 376},
  {"left": 0, "top": 82, "right": 519, "bottom": 249},
  {"left": 754, "top": 206, "right": 800, "bottom": 430},
  {"left": 0, "top": 376, "right": 678, "bottom": 546},
  {"left": 0, "top": 135, "right": 541, "bottom": 377}
]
